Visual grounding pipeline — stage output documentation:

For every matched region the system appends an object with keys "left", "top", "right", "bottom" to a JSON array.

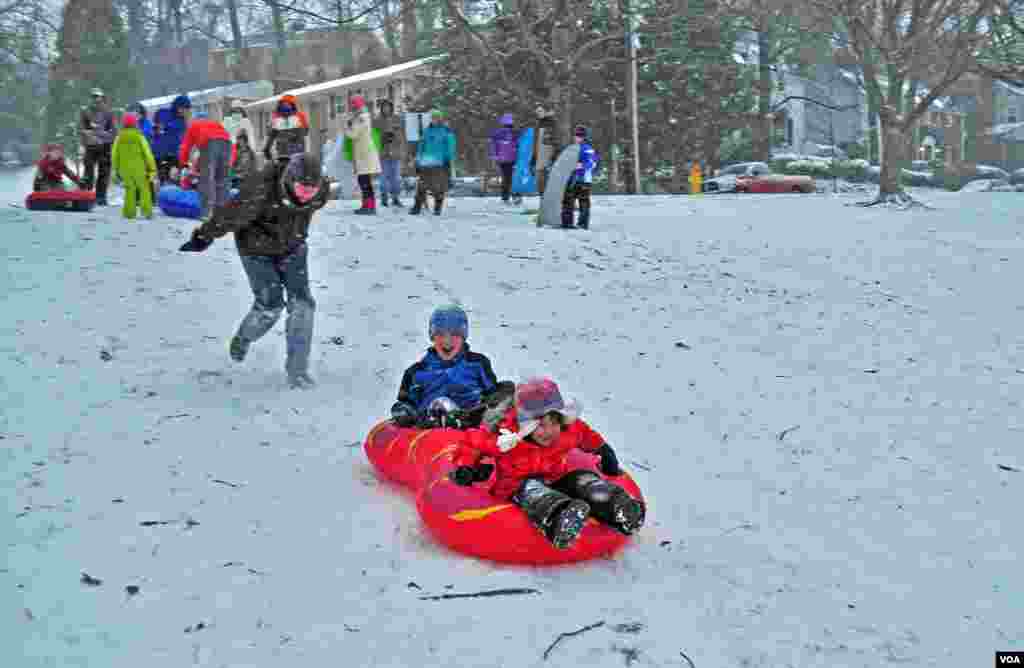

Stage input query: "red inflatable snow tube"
[
  {"left": 25, "top": 189, "right": 96, "bottom": 212},
  {"left": 363, "top": 420, "right": 644, "bottom": 565}
]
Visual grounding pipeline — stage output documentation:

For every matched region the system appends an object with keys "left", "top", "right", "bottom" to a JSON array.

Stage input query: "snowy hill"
[{"left": 3, "top": 181, "right": 1023, "bottom": 667}]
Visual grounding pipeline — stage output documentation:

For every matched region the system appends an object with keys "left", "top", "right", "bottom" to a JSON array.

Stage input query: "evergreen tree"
[{"left": 46, "top": 0, "right": 140, "bottom": 158}]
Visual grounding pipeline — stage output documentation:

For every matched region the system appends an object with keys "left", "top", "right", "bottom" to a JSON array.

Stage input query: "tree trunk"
[
  {"left": 171, "top": 0, "right": 183, "bottom": 44},
  {"left": 877, "top": 109, "right": 905, "bottom": 195},
  {"left": 754, "top": 25, "right": 773, "bottom": 160},
  {"left": 226, "top": 0, "right": 243, "bottom": 51},
  {"left": 401, "top": 0, "right": 417, "bottom": 60},
  {"left": 380, "top": 0, "right": 399, "bottom": 62},
  {"left": 270, "top": 0, "right": 287, "bottom": 76},
  {"left": 609, "top": 97, "right": 620, "bottom": 192}
]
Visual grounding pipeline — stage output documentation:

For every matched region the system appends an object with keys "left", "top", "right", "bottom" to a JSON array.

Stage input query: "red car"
[{"left": 735, "top": 171, "right": 815, "bottom": 193}]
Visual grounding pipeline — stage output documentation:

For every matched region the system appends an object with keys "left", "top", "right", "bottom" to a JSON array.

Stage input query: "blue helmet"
[{"left": 429, "top": 304, "right": 468, "bottom": 339}]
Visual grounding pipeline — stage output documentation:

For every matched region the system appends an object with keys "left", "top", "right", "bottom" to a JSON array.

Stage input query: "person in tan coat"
[
  {"left": 373, "top": 99, "right": 405, "bottom": 207},
  {"left": 344, "top": 95, "right": 382, "bottom": 215}
]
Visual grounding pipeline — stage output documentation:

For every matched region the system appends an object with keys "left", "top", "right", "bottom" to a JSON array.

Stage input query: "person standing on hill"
[
  {"left": 344, "top": 95, "right": 382, "bottom": 215},
  {"left": 78, "top": 88, "right": 116, "bottom": 206},
  {"left": 409, "top": 110, "right": 455, "bottom": 216},
  {"left": 373, "top": 99, "right": 405, "bottom": 208},
  {"left": 152, "top": 95, "right": 191, "bottom": 185},
  {"left": 112, "top": 112, "right": 157, "bottom": 220},
  {"left": 263, "top": 94, "right": 309, "bottom": 161},
  {"left": 489, "top": 113, "right": 519, "bottom": 204}
]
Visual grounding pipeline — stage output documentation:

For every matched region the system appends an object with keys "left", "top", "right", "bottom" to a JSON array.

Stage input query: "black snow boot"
[
  {"left": 554, "top": 470, "right": 644, "bottom": 535},
  {"left": 381, "top": 196, "right": 389, "bottom": 207},
  {"left": 592, "top": 488, "right": 645, "bottom": 535},
  {"left": 514, "top": 479, "right": 591, "bottom": 549},
  {"left": 392, "top": 195, "right": 402, "bottom": 207},
  {"left": 577, "top": 209, "right": 590, "bottom": 230},
  {"left": 409, "top": 193, "right": 425, "bottom": 215},
  {"left": 433, "top": 195, "right": 444, "bottom": 216},
  {"left": 560, "top": 209, "right": 574, "bottom": 228}
]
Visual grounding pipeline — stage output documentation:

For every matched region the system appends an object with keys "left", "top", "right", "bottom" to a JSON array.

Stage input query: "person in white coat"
[{"left": 344, "top": 95, "right": 382, "bottom": 215}]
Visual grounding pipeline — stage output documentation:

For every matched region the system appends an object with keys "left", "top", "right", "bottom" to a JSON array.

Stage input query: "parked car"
[
  {"left": 735, "top": 170, "right": 815, "bottom": 193},
  {"left": 703, "top": 162, "right": 771, "bottom": 193}
]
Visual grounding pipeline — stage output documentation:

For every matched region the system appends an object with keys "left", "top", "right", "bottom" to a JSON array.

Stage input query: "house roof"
[
  {"left": 243, "top": 57, "right": 441, "bottom": 110},
  {"left": 139, "top": 80, "right": 274, "bottom": 111}
]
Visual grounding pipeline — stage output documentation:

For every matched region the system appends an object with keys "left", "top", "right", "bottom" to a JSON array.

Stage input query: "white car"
[{"left": 703, "top": 162, "right": 771, "bottom": 193}]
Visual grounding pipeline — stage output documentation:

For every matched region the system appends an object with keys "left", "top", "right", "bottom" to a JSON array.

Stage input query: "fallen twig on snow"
[
  {"left": 80, "top": 572, "right": 102, "bottom": 586},
  {"left": 629, "top": 460, "right": 652, "bottom": 472},
  {"left": 211, "top": 479, "right": 242, "bottom": 488},
  {"left": 777, "top": 425, "right": 800, "bottom": 442},
  {"left": 543, "top": 620, "right": 605, "bottom": 660},
  {"left": 680, "top": 650, "right": 697, "bottom": 668},
  {"left": 998, "top": 464, "right": 1021, "bottom": 473},
  {"left": 157, "top": 413, "right": 191, "bottom": 423},
  {"left": 419, "top": 587, "right": 540, "bottom": 601},
  {"left": 721, "top": 523, "right": 755, "bottom": 536}
]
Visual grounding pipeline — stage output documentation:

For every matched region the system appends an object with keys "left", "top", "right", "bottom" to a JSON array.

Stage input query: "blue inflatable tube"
[{"left": 157, "top": 185, "right": 201, "bottom": 219}]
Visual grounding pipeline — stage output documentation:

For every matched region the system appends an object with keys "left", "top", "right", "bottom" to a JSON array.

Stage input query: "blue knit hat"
[{"left": 428, "top": 304, "right": 468, "bottom": 339}]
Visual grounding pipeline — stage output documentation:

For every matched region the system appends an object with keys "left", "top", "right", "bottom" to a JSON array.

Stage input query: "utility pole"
[{"left": 625, "top": 1, "right": 641, "bottom": 194}]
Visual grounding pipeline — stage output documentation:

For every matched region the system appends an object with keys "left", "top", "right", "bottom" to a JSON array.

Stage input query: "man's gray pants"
[
  {"left": 198, "top": 138, "right": 231, "bottom": 218},
  {"left": 237, "top": 243, "right": 316, "bottom": 378}
]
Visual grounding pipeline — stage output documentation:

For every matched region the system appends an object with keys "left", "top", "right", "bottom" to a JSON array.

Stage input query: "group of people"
[
  {"left": 390, "top": 304, "right": 645, "bottom": 550},
  {"left": 34, "top": 88, "right": 260, "bottom": 220},
  {"left": 338, "top": 98, "right": 456, "bottom": 217},
  {"left": 489, "top": 108, "right": 600, "bottom": 229}
]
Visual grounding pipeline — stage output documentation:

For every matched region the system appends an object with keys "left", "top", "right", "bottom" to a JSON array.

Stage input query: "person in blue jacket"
[
  {"left": 152, "top": 95, "right": 191, "bottom": 184},
  {"left": 390, "top": 304, "right": 514, "bottom": 430},
  {"left": 409, "top": 109, "right": 456, "bottom": 216},
  {"left": 131, "top": 103, "right": 155, "bottom": 146},
  {"left": 561, "top": 125, "right": 600, "bottom": 230}
]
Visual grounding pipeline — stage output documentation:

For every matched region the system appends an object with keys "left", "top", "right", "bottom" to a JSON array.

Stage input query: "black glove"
[
  {"left": 390, "top": 401, "right": 419, "bottom": 428},
  {"left": 443, "top": 160, "right": 451, "bottom": 170},
  {"left": 414, "top": 165, "right": 422, "bottom": 175},
  {"left": 450, "top": 464, "right": 494, "bottom": 486},
  {"left": 596, "top": 443, "right": 622, "bottom": 476},
  {"left": 179, "top": 230, "right": 213, "bottom": 253},
  {"left": 263, "top": 148, "right": 273, "bottom": 162}
]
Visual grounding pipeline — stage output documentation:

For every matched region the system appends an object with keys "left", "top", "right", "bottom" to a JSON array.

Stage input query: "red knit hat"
[
  {"left": 350, "top": 95, "right": 366, "bottom": 111},
  {"left": 122, "top": 113, "right": 138, "bottom": 128}
]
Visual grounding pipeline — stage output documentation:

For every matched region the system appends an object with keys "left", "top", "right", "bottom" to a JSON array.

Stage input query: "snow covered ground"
[{"left": 4, "top": 173, "right": 1023, "bottom": 667}]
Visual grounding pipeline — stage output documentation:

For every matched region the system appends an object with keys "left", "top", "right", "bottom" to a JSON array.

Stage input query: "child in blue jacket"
[
  {"left": 390, "top": 304, "right": 514, "bottom": 430},
  {"left": 561, "top": 125, "right": 600, "bottom": 230}
]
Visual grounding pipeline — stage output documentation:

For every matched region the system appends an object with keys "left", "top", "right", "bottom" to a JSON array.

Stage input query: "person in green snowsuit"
[{"left": 112, "top": 112, "right": 157, "bottom": 219}]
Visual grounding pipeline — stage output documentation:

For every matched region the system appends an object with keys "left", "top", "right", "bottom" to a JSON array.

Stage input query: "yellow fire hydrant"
[{"left": 689, "top": 163, "right": 703, "bottom": 195}]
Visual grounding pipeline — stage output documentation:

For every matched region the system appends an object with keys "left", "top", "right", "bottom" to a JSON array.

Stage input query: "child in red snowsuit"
[
  {"left": 33, "top": 144, "right": 83, "bottom": 192},
  {"left": 450, "top": 377, "right": 645, "bottom": 549}
]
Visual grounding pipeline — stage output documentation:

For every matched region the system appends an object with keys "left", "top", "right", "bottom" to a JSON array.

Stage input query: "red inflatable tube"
[
  {"left": 363, "top": 420, "right": 644, "bottom": 566},
  {"left": 25, "top": 189, "right": 96, "bottom": 212}
]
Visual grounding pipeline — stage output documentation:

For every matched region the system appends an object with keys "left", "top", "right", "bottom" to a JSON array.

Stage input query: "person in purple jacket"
[{"left": 489, "top": 113, "right": 519, "bottom": 204}]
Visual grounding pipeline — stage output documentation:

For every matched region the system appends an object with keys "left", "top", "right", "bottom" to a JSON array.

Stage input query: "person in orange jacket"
[
  {"left": 178, "top": 111, "right": 232, "bottom": 219},
  {"left": 263, "top": 94, "right": 309, "bottom": 162},
  {"left": 449, "top": 377, "right": 645, "bottom": 549}
]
